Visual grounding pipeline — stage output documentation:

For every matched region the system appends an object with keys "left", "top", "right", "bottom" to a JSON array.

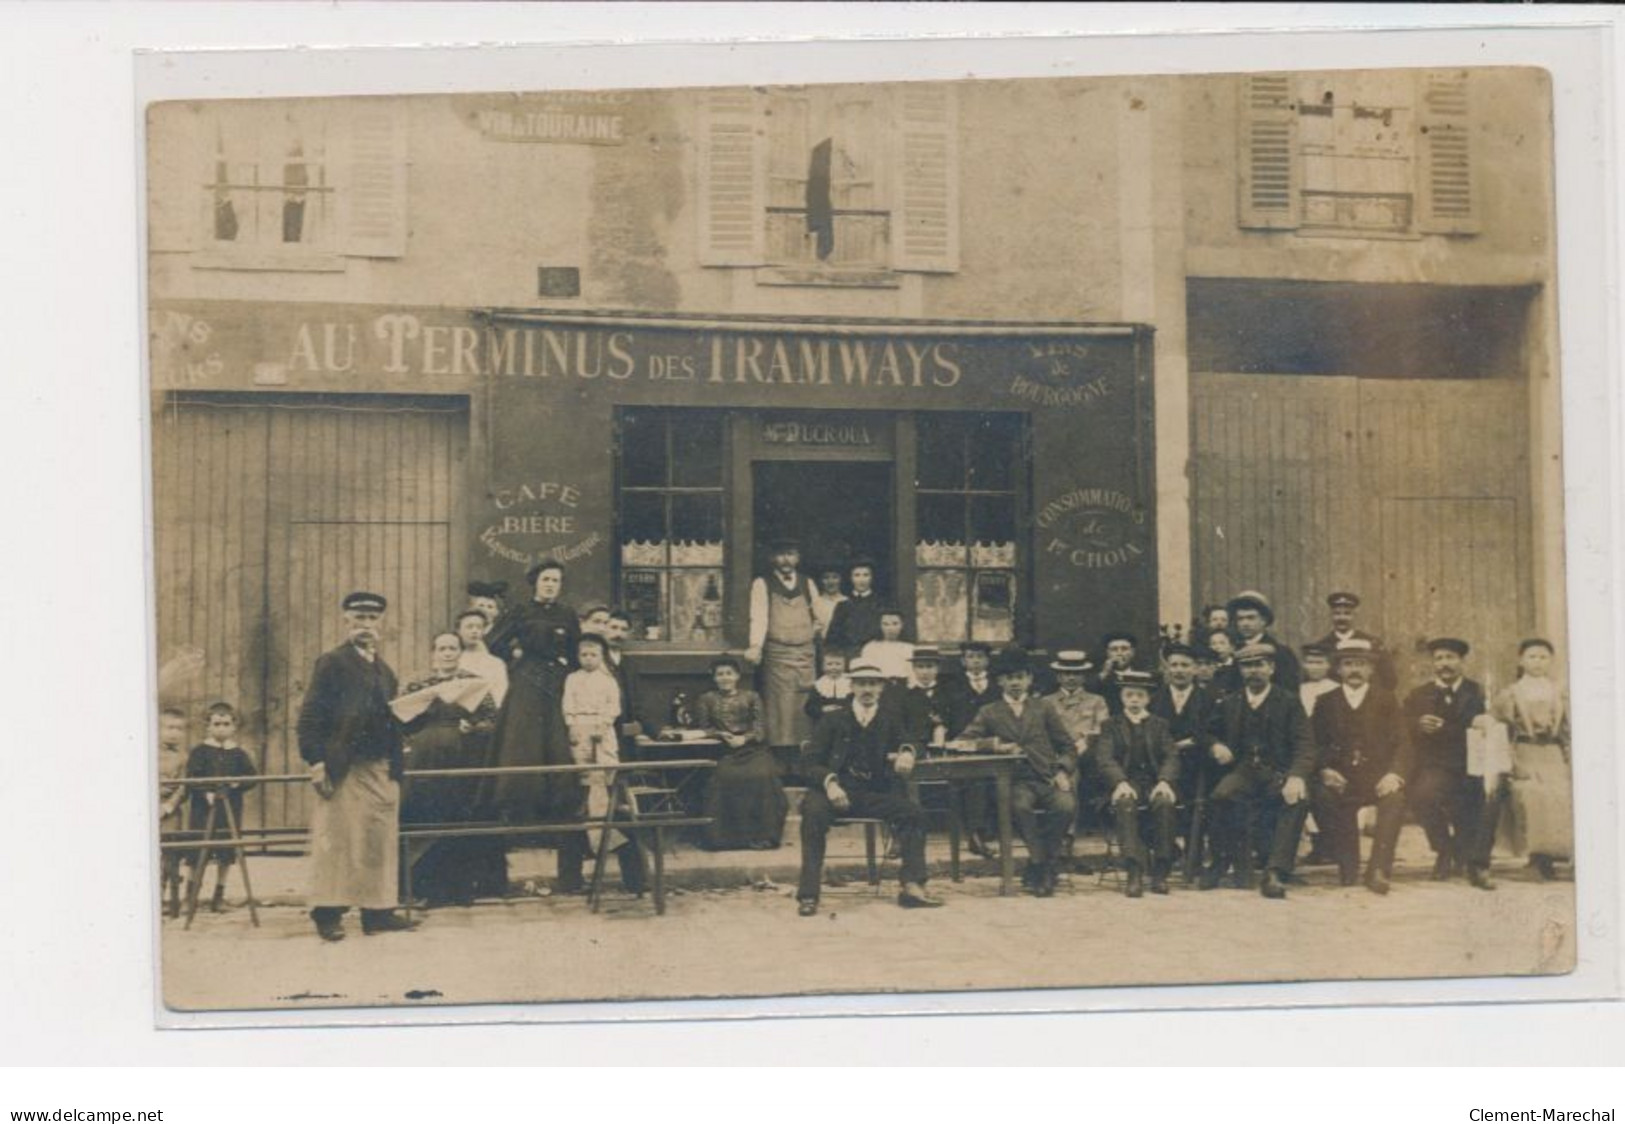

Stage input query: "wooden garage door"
[
  {"left": 153, "top": 395, "right": 468, "bottom": 829},
  {"left": 1191, "top": 373, "right": 1531, "bottom": 690}
]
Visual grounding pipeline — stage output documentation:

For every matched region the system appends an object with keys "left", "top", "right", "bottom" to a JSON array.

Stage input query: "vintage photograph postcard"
[{"left": 146, "top": 64, "right": 1577, "bottom": 1013}]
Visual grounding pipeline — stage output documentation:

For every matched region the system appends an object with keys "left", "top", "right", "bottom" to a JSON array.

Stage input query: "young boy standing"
[
  {"left": 158, "top": 706, "right": 189, "bottom": 918},
  {"left": 184, "top": 702, "right": 259, "bottom": 913},
  {"left": 561, "top": 634, "right": 637, "bottom": 883}
]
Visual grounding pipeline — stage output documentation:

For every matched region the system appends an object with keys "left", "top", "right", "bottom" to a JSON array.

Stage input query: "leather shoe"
[
  {"left": 1339, "top": 867, "right": 1359, "bottom": 887},
  {"left": 360, "top": 911, "right": 421, "bottom": 935},
  {"left": 1260, "top": 871, "right": 1287, "bottom": 899},
  {"left": 1364, "top": 869, "right": 1391, "bottom": 896},
  {"left": 1125, "top": 863, "right": 1145, "bottom": 899},
  {"left": 1431, "top": 853, "right": 1453, "bottom": 881},
  {"left": 1021, "top": 862, "right": 1042, "bottom": 891},
  {"left": 313, "top": 919, "right": 346, "bottom": 942},
  {"left": 1035, "top": 867, "right": 1057, "bottom": 898},
  {"left": 897, "top": 884, "right": 943, "bottom": 909},
  {"left": 1469, "top": 866, "right": 1497, "bottom": 891},
  {"left": 797, "top": 899, "right": 819, "bottom": 917},
  {"left": 1198, "top": 866, "right": 1223, "bottom": 891},
  {"left": 966, "top": 832, "right": 994, "bottom": 859},
  {"left": 1150, "top": 868, "right": 1170, "bottom": 895}
]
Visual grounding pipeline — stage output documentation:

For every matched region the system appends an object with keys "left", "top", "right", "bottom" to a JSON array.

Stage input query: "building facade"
[{"left": 146, "top": 70, "right": 1559, "bottom": 829}]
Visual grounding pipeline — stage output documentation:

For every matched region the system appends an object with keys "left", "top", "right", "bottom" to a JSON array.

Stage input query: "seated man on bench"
[{"left": 796, "top": 661, "right": 942, "bottom": 916}]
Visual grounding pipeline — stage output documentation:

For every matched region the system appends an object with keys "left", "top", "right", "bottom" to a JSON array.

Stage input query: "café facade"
[{"left": 146, "top": 72, "right": 1560, "bottom": 827}]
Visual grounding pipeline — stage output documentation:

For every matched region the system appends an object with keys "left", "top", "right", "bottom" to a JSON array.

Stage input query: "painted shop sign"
[
  {"left": 478, "top": 478, "right": 603, "bottom": 566},
  {"left": 760, "top": 415, "right": 877, "bottom": 447},
  {"left": 149, "top": 302, "right": 1141, "bottom": 409},
  {"left": 455, "top": 91, "right": 638, "bottom": 146},
  {"left": 1037, "top": 486, "right": 1149, "bottom": 569}
]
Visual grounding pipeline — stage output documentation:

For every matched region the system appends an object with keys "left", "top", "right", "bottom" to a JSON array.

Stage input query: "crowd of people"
[{"left": 158, "top": 545, "right": 1575, "bottom": 940}]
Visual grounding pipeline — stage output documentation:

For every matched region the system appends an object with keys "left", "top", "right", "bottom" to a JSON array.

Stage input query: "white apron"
[{"left": 309, "top": 758, "right": 400, "bottom": 910}]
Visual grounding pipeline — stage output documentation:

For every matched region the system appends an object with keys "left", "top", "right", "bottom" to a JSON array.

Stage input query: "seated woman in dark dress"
[
  {"left": 398, "top": 631, "right": 503, "bottom": 906},
  {"left": 698, "top": 656, "right": 788, "bottom": 851}
]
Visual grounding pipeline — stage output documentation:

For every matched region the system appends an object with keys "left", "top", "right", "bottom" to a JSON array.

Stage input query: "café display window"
[
  {"left": 913, "top": 413, "right": 1023, "bottom": 643},
  {"left": 616, "top": 408, "right": 728, "bottom": 644}
]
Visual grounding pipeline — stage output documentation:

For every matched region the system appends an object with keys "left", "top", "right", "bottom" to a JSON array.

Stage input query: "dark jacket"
[
  {"left": 957, "top": 696, "right": 1077, "bottom": 781},
  {"left": 804, "top": 703, "right": 918, "bottom": 791},
  {"left": 1093, "top": 713, "right": 1182, "bottom": 791},
  {"left": 1312, "top": 684, "right": 1409, "bottom": 784},
  {"left": 296, "top": 642, "right": 405, "bottom": 782},
  {"left": 897, "top": 678, "right": 974, "bottom": 748},
  {"left": 1401, "top": 677, "right": 1487, "bottom": 777},
  {"left": 1150, "top": 683, "right": 1217, "bottom": 755},
  {"left": 184, "top": 742, "right": 259, "bottom": 828},
  {"left": 1209, "top": 685, "right": 1317, "bottom": 780},
  {"left": 825, "top": 593, "right": 886, "bottom": 655}
]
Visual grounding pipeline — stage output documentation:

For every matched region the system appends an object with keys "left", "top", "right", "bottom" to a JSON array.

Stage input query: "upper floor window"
[
  {"left": 1238, "top": 70, "right": 1478, "bottom": 237},
  {"left": 697, "top": 84, "right": 960, "bottom": 281},
  {"left": 147, "top": 100, "right": 409, "bottom": 269}
]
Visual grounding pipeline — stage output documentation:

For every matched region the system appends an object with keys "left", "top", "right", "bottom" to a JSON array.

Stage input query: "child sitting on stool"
[{"left": 184, "top": 702, "right": 259, "bottom": 913}]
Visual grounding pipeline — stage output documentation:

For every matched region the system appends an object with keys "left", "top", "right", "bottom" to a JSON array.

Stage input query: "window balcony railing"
[{"left": 765, "top": 207, "right": 891, "bottom": 269}]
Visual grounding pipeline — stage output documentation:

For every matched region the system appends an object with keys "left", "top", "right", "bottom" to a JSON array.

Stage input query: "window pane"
[
  {"left": 671, "top": 413, "right": 724, "bottom": 486},
  {"left": 620, "top": 411, "right": 666, "bottom": 487},
  {"left": 916, "top": 570, "right": 969, "bottom": 644},
  {"left": 967, "top": 417, "right": 1019, "bottom": 491},
  {"left": 917, "top": 492, "right": 965, "bottom": 549},
  {"left": 620, "top": 492, "right": 667, "bottom": 566},
  {"left": 968, "top": 495, "right": 1016, "bottom": 550},
  {"left": 915, "top": 416, "right": 966, "bottom": 490},
  {"left": 670, "top": 569, "right": 725, "bottom": 644},
  {"left": 622, "top": 570, "right": 665, "bottom": 641},
  {"left": 972, "top": 572, "right": 1016, "bottom": 643},
  {"left": 671, "top": 493, "right": 724, "bottom": 550}
]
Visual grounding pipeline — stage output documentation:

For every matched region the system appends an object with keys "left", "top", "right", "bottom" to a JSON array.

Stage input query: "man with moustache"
[
  {"left": 1313, "top": 592, "right": 1397, "bottom": 691},
  {"left": 297, "top": 591, "right": 417, "bottom": 941},
  {"left": 1312, "top": 639, "right": 1410, "bottom": 895},
  {"left": 1202, "top": 642, "right": 1317, "bottom": 899},
  {"left": 1403, "top": 637, "right": 1498, "bottom": 890},
  {"left": 745, "top": 538, "right": 826, "bottom": 753},
  {"left": 1149, "top": 642, "right": 1218, "bottom": 871},
  {"left": 1226, "top": 591, "right": 1301, "bottom": 692}
]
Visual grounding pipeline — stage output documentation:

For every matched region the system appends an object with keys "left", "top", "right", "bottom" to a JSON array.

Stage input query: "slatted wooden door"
[
  {"left": 153, "top": 395, "right": 468, "bottom": 829},
  {"left": 1191, "top": 373, "right": 1531, "bottom": 691}
]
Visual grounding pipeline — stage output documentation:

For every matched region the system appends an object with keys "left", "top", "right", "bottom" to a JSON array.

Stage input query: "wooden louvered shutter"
[
  {"left": 1237, "top": 74, "right": 1299, "bottom": 230},
  {"left": 698, "top": 90, "right": 765, "bottom": 266},
  {"left": 146, "top": 102, "right": 203, "bottom": 253},
  {"left": 1416, "top": 70, "right": 1478, "bottom": 235},
  {"left": 339, "top": 106, "right": 409, "bottom": 258},
  {"left": 892, "top": 84, "right": 959, "bottom": 272}
]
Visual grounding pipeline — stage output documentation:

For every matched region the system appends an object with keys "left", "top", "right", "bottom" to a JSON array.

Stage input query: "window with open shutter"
[
  {"left": 339, "top": 106, "right": 409, "bottom": 258},
  {"left": 1416, "top": 70, "right": 1479, "bottom": 234},
  {"left": 892, "top": 85, "right": 959, "bottom": 272},
  {"left": 147, "top": 103, "right": 204, "bottom": 253},
  {"left": 699, "top": 90, "right": 766, "bottom": 266},
  {"left": 1238, "top": 70, "right": 1478, "bottom": 238}
]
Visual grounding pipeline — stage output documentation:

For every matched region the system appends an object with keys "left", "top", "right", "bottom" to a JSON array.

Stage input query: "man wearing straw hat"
[
  {"left": 1226, "top": 590, "right": 1301, "bottom": 692},
  {"left": 296, "top": 591, "right": 418, "bottom": 942}
]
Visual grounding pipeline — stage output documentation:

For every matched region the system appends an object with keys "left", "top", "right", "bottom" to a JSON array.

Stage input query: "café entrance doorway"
[{"left": 753, "top": 461, "right": 894, "bottom": 600}]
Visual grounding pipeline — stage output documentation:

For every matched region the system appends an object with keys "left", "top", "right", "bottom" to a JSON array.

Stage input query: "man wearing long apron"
[
  {"left": 297, "top": 591, "right": 418, "bottom": 942},
  {"left": 745, "top": 539, "right": 826, "bottom": 757}
]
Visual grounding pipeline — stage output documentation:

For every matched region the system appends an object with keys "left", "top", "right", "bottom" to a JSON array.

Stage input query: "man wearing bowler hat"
[
  {"left": 296, "top": 591, "right": 417, "bottom": 941},
  {"left": 1226, "top": 590, "right": 1301, "bottom": 692},
  {"left": 1203, "top": 642, "right": 1317, "bottom": 898},
  {"left": 1402, "top": 637, "right": 1498, "bottom": 889},
  {"left": 1314, "top": 592, "right": 1397, "bottom": 691},
  {"left": 796, "top": 661, "right": 940, "bottom": 915},
  {"left": 746, "top": 537, "right": 826, "bottom": 753},
  {"left": 1311, "top": 638, "right": 1410, "bottom": 894},
  {"left": 956, "top": 646, "right": 1078, "bottom": 896}
]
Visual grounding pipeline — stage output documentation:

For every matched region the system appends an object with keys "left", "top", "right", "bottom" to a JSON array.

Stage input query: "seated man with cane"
[{"left": 796, "top": 661, "right": 941, "bottom": 916}]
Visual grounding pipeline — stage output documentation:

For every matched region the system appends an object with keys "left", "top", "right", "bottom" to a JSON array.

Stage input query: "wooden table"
[
  {"left": 908, "top": 752, "right": 1024, "bottom": 896},
  {"left": 631, "top": 735, "right": 724, "bottom": 816}
]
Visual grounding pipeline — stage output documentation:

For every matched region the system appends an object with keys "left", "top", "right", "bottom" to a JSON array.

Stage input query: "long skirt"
[
  {"left": 704, "top": 746, "right": 788, "bottom": 850},
  {"left": 488, "top": 659, "right": 577, "bottom": 823},
  {"left": 1508, "top": 741, "right": 1573, "bottom": 860},
  {"left": 761, "top": 640, "right": 815, "bottom": 748},
  {"left": 309, "top": 758, "right": 400, "bottom": 910},
  {"left": 402, "top": 724, "right": 508, "bottom": 903}
]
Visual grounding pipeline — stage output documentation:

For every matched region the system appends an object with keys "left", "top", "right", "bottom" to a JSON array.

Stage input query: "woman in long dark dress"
[
  {"left": 398, "top": 632, "right": 503, "bottom": 906},
  {"left": 698, "top": 656, "right": 788, "bottom": 850},
  {"left": 484, "top": 560, "right": 581, "bottom": 825}
]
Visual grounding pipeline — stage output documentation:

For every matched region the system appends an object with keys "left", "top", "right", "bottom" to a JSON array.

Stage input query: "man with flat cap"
[
  {"left": 296, "top": 591, "right": 417, "bottom": 941},
  {"left": 1312, "top": 637, "right": 1410, "bottom": 894},
  {"left": 1402, "top": 637, "right": 1498, "bottom": 889},
  {"left": 1314, "top": 592, "right": 1397, "bottom": 691},
  {"left": 1094, "top": 668, "right": 1182, "bottom": 896},
  {"left": 1227, "top": 591, "right": 1301, "bottom": 692},
  {"left": 796, "top": 660, "right": 940, "bottom": 915},
  {"left": 746, "top": 537, "right": 826, "bottom": 753},
  {"left": 955, "top": 646, "right": 1078, "bottom": 896},
  {"left": 1203, "top": 641, "right": 1317, "bottom": 898}
]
